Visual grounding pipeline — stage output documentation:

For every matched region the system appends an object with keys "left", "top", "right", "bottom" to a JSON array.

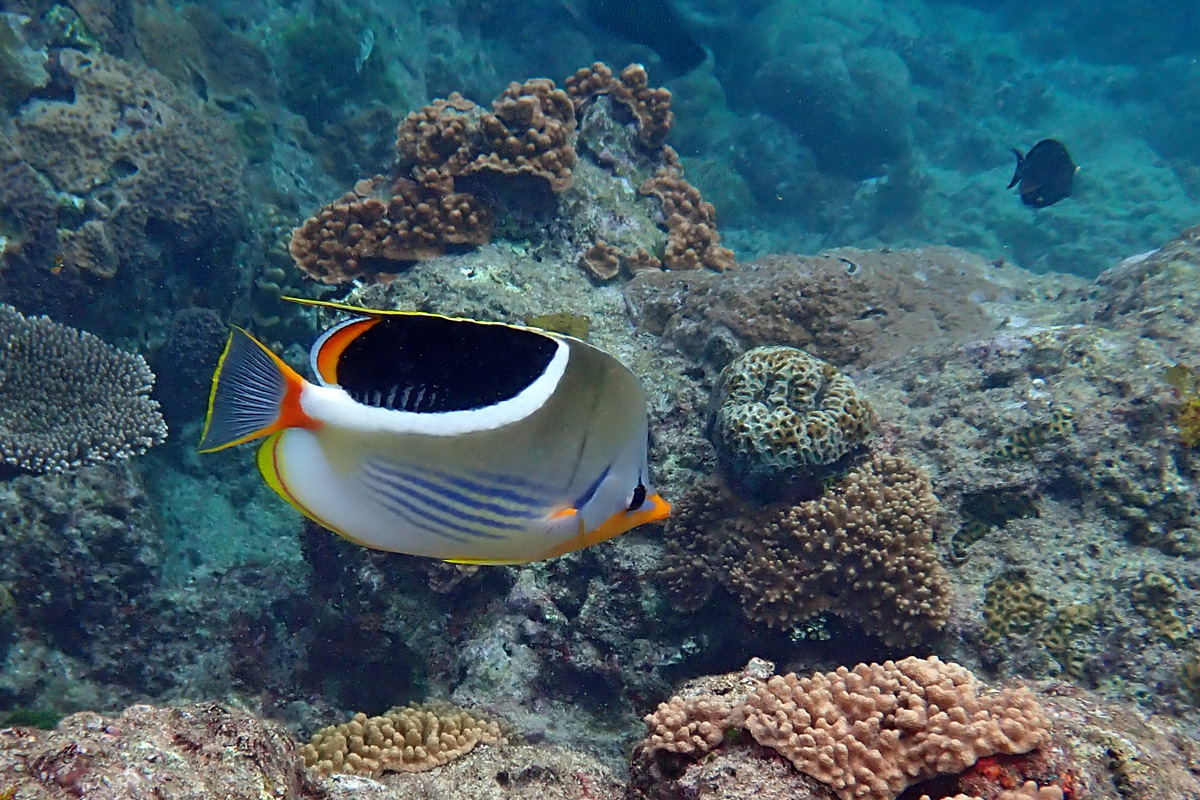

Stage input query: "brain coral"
[
  {"left": 300, "top": 702, "right": 508, "bottom": 777},
  {"left": 659, "top": 452, "right": 950, "bottom": 645},
  {"left": 711, "top": 345, "right": 873, "bottom": 500},
  {"left": 0, "top": 304, "right": 167, "bottom": 472}
]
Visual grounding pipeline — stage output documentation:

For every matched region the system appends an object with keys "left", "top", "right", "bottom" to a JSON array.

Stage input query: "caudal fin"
[{"left": 198, "top": 327, "right": 310, "bottom": 452}]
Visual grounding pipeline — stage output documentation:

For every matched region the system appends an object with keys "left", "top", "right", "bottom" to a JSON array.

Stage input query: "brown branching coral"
[
  {"left": 581, "top": 240, "right": 623, "bottom": 280},
  {"left": 395, "top": 93, "right": 482, "bottom": 174},
  {"left": 659, "top": 452, "right": 950, "bottom": 645},
  {"left": 294, "top": 62, "right": 731, "bottom": 283},
  {"left": 640, "top": 156, "right": 736, "bottom": 271},
  {"left": 462, "top": 79, "right": 577, "bottom": 191},
  {"left": 641, "top": 657, "right": 1049, "bottom": 800},
  {"left": 300, "top": 702, "right": 509, "bottom": 777},
  {"left": 0, "top": 304, "right": 167, "bottom": 472},
  {"left": 289, "top": 174, "right": 491, "bottom": 284},
  {"left": 566, "top": 62, "right": 674, "bottom": 149}
]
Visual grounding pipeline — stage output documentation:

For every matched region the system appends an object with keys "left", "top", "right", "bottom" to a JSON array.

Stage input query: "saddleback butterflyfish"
[{"left": 198, "top": 298, "right": 670, "bottom": 564}]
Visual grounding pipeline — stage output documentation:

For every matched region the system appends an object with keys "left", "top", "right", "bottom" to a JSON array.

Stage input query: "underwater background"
[{"left": 1, "top": 0, "right": 1200, "bottom": 797}]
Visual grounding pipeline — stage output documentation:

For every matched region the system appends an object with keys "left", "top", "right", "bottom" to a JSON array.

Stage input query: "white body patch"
[
  {"left": 274, "top": 428, "right": 579, "bottom": 561},
  {"left": 299, "top": 338, "right": 569, "bottom": 435}
]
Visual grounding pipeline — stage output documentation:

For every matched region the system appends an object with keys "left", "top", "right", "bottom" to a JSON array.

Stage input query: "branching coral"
[
  {"left": 294, "top": 62, "right": 731, "bottom": 283},
  {"left": 395, "top": 93, "right": 482, "bottom": 174},
  {"left": 300, "top": 702, "right": 508, "bottom": 777},
  {"left": 289, "top": 174, "right": 491, "bottom": 284},
  {"left": 658, "top": 452, "right": 950, "bottom": 645},
  {"left": 461, "top": 79, "right": 577, "bottom": 191},
  {"left": 566, "top": 62, "right": 674, "bottom": 149},
  {"left": 641, "top": 656, "right": 1049, "bottom": 800},
  {"left": 640, "top": 153, "right": 736, "bottom": 272},
  {"left": 0, "top": 304, "right": 167, "bottom": 472}
]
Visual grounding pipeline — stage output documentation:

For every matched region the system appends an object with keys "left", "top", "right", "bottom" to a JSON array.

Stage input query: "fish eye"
[{"left": 628, "top": 483, "right": 647, "bottom": 512}]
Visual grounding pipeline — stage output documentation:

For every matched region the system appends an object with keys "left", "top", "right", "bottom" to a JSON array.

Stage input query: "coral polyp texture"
[
  {"left": 0, "top": 304, "right": 166, "bottom": 473},
  {"left": 461, "top": 78, "right": 578, "bottom": 191},
  {"left": 300, "top": 701, "right": 509, "bottom": 777},
  {"left": 641, "top": 656, "right": 1048, "bottom": 800},
  {"left": 926, "top": 782, "right": 1063, "bottom": 800},
  {"left": 711, "top": 345, "right": 874, "bottom": 499},
  {"left": 659, "top": 452, "right": 950, "bottom": 645},
  {"left": 292, "top": 62, "right": 733, "bottom": 284}
]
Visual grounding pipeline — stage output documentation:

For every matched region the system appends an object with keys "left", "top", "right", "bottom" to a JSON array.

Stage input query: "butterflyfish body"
[{"left": 199, "top": 298, "right": 670, "bottom": 564}]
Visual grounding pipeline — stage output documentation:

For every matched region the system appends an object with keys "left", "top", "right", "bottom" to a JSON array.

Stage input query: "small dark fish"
[
  {"left": 567, "top": 0, "right": 707, "bottom": 73},
  {"left": 1007, "top": 139, "right": 1077, "bottom": 208}
]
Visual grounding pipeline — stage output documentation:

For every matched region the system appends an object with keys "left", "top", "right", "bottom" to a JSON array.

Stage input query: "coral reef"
[
  {"left": 462, "top": 79, "right": 578, "bottom": 191},
  {"left": 711, "top": 345, "right": 874, "bottom": 500},
  {"left": 566, "top": 63, "right": 673, "bottom": 150},
  {"left": 292, "top": 75, "right": 579, "bottom": 284},
  {"left": 632, "top": 657, "right": 1200, "bottom": 800},
  {"left": 658, "top": 451, "right": 950, "bottom": 645},
  {"left": 0, "top": 703, "right": 314, "bottom": 799},
  {"left": 149, "top": 307, "right": 228, "bottom": 426},
  {"left": 639, "top": 155, "right": 737, "bottom": 272},
  {"left": 0, "top": 47, "right": 246, "bottom": 334},
  {"left": 300, "top": 702, "right": 508, "bottom": 777},
  {"left": 0, "top": 701, "right": 623, "bottom": 800},
  {"left": 0, "top": 304, "right": 166, "bottom": 473},
  {"left": 5, "top": 49, "right": 245, "bottom": 276},
  {"left": 0, "top": 464, "right": 160, "bottom": 661}
]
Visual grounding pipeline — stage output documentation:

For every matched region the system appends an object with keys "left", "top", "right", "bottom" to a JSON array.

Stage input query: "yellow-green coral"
[
  {"left": 983, "top": 573, "right": 1048, "bottom": 645},
  {"left": 1130, "top": 572, "right": 1189, "bottom": 644},
  {"left": 1181, "top": 655, "right": 1200, "bottom": 705},
  {"left": 950, "top": 491, "right": 1038, "bottom": 562},
  {"left": 300, "top": 701, "right": 509, "bottom": 777},
  {"left": 1043, "top": 604, "right": 1096, "bottom": 681},
  {"left": 1167, "top": 365, "right": 1200, "bottom": 448},
  {"left": 992, "top": 403, "right": 1075, "bottom": 459}
]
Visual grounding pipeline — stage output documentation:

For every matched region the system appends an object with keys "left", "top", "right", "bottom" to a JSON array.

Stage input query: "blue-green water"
[{"left": 1, "top": 0, "right": 1199, "bottom": 794}]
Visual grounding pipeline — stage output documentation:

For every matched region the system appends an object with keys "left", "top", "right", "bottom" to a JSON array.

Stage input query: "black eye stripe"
[{"left": 628, "top": 483, "right": 647, "bottom": 512}]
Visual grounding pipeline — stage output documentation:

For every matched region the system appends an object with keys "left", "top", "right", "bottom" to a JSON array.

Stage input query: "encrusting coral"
[
  {"left": 926, "top": 784, "right": 1063, "bottom": 800},
  {"left": 642, "top": 656, "right": 1049, "bottom": 800},
  {"left": 711, "top": 345, "right": 874, "bottom": 499},
  {"left": 0, "top": 304, "right": 167, "bottom": 473},
  {"left": 300, "top": 701, "right": 509, "bottom": 777},
  {"left": 5, "top": 48, "right": 245, "bottom": 281},
  {"left": 658, "top": 452, "right": 950, "bottom": 645}
]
